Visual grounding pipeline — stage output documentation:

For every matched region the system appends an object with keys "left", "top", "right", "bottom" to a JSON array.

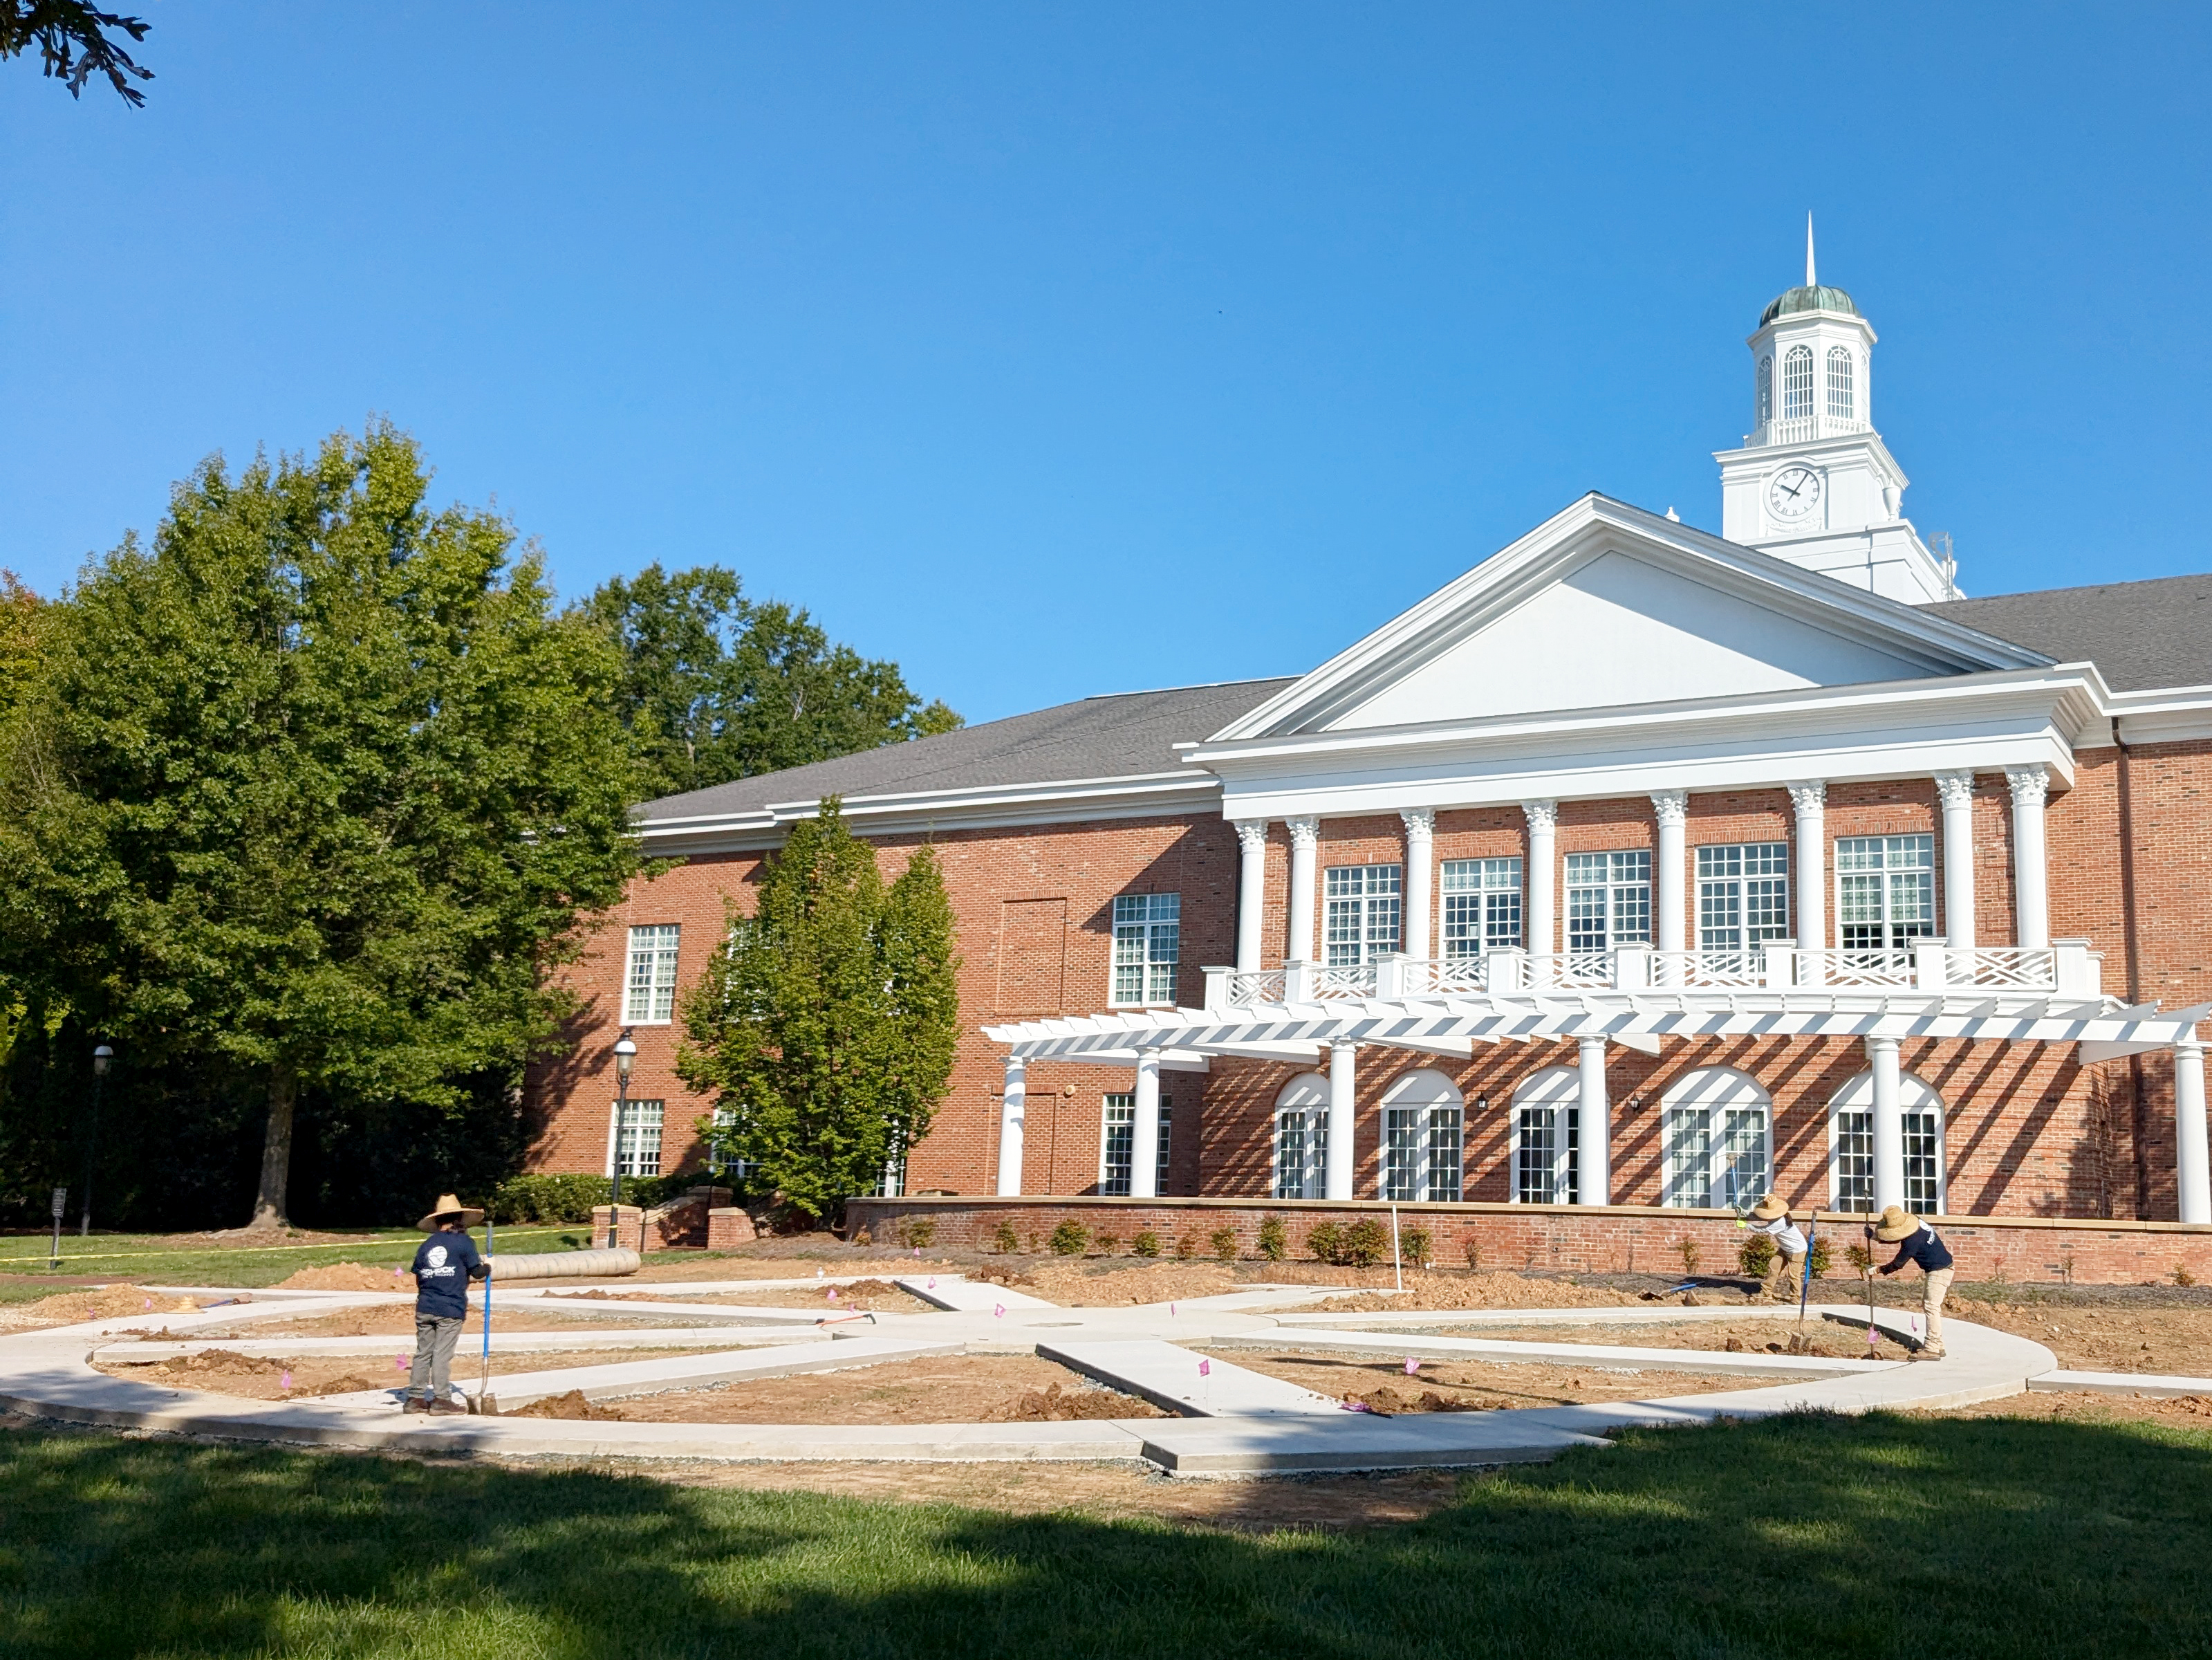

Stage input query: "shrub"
[
  {"left": 1048, "top": 1220, "right": 1088, "bottom": 1257},
  {"left": 1844, "top": 1242, "right": 1872, "bottom": 1274},
  {"left": 1676, "top": 1237, "right": 1701, "bottom": 1276},
  {"left": 992, "top": 1219, "right": 1019, "bottom": 1255},
  {"left": 1210, "top": 1227, "right": 1238, "bottom": 1262},
  {"left": 893, "top": 1217, "right": 936, "bottom": 1249},
  {"left": 489, "top": 1172, "right": 696, "bottom": 1224},
  {"left": 1808, "top": 1237, "right": 1832, "bottom": 1278},
  {"left": 1131, "top": 1230, "right": 1161, "bottom": 1258},
  {"left": 1258, "top": 1215, "right": 1288, "bottom": 1262},
  {"left": 1739, "top": 1233, "right": 1777, "bottom": 1278},
  {"left": 1339, "top": 1217, "right": 1389, "bottom": 1267},
  {"left": 1092, "top": 1231, "right": 1120, "bottom": 1257},
  {"left": 1401, "top": 1226, "right": 1432, "bottom": 1269},
  {"left": 2177, "top": 1263, "right": 2198, "bottom": 1288},
  {"left": 1462, "top": 1236, "right": 1482, "bottom": 1271},
  {"left": 1175, "top": 1232, "right": 1198, "bottom": 1260},
  {"left": 1305, "top": 1220, "right": 1341, "bottom": 1263}
]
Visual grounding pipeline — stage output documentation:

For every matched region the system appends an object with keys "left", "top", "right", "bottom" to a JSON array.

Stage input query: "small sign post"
[{"left": 48, "top": 1188, "right": 67, "bottom": 1272}]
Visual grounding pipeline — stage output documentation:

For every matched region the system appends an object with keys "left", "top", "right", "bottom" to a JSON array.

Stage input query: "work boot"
[
  {"left": 402, "top": 1396, "right": 429, "bottom": 1414},
  {"left": 1920, "top": 1343, "right": 1946, "bottom": 1361},
  {"left": 427, "top": 1398, "right": 467, "bottom": 1415}
]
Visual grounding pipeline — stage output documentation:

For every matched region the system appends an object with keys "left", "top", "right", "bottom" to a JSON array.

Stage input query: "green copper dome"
[{"left": 1760, "top": 284, "right": 1861, "bottom": 326}]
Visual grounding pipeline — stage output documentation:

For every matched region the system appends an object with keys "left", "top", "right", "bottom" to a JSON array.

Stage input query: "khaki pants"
[
  {"left": 411, "top": 1313, "right": 463, "bottom": 1401},
  {"left": 1922, "top": 1267, "right": 1953, "bottom": 1353},
  {"left": 1761, "top": 1247, "right": 1805, "bottom": 1300}
]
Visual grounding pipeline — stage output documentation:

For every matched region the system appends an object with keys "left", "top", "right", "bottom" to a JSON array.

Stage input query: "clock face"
[{"left": 1767, "top": 466, "right": 1822, "bottom": 522}]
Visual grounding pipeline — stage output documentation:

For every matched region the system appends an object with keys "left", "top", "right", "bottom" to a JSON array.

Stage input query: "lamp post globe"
[{"left": 609, "top": 1032, "right": 638, "bottom": 1248}]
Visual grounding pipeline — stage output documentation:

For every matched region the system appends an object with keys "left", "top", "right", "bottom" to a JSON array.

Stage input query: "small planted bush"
[
  {"left": 1048, "top": 1220, "right": 1088, "bottom": 1257},
  {"left": 1462, "top": 1236, "right": 1483, "bottom": 1271},
  {"left": 1739, "top": 1233, "right": 1778, "bottom": 1278},
  {"left": 893, "top": 1217, "right": 936, "bottom": 1249},
  {"left": 1401, "top": 1226, "right": 1433, "bottom": 1269},
  {"left": 1339, "top": 1217, "right": 1389, "bottom": 1267},
  {"left": 1808, "top": 1237, "right": 1833, "bottom": 1278},
  {"left": 1305, "top": 1220, "right": 1341, "bottom": 1263},
  {"left": 1844, "top": 1242, "right": 1872, "bottom": 1274},
  {"left": 1131, "top": 1230, "right": 1161, "bottom": 1258},
  {"left": 992, "top": 1220, "right": 1019, "bottom": 1255},
  {"left": 1174, "top": 1232, "right": 1198, "bottom": 1260},
  {"left": 1258, "top": 1215, "right": 1288, "bottom": 1262},
  {"left": 1676, "top": 1237, "right": 1702, "bottom": 1276},
  {"left": 1092, "top": 1231, "right": 1121, "bottom": 1257},
  {"left": 1210, "top": 1227, "right": 1238, "bottom": 1262}
]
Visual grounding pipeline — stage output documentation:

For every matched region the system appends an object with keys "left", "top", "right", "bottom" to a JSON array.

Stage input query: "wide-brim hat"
[
  {"left": 416, "top": 1192, "right": 485, "bottom": 1232},
  {"left": 1872, "top": 1204, "right": 1922, "bottom": 1243},
  {"left": 1749, "top": 1193, "right": 1791, "bottom": 1222}
]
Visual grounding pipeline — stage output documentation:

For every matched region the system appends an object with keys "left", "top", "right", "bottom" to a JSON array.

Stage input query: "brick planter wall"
[
  {"left": 589, "top": 1187, "right": 732, "bottom": 1252},
  {"left": 842, "top": 1195, "right": 2212, "bottom": 1288}
]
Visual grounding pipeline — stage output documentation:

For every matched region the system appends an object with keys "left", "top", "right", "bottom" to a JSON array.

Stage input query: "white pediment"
[
  {"left": 1328, "top": 549, "right": 1934, "bottom": 730},
  {"left": 1211, "top": 497, "right": 2050, "bottom": 742}
]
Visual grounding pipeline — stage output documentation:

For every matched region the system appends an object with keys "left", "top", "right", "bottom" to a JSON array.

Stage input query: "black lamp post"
[
  {"left": 80, "top": 1044, "right": 113, "bottom": 1238},
  {"left": 609, "top": 1031, "right": 637, "bottom": 1249}
]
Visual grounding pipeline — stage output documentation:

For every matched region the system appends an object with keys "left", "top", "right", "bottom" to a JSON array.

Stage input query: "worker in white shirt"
[{"left": 1746, "top": 1192, "right": 1807, "bottom": 1302}]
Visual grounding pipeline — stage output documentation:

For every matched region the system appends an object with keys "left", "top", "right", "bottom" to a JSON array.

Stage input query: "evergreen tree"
[
  {"left": 0, "top": 423, "right": 640, "bottom": 1226},
  {"left": 678, "top": 799, "right": 959, "bottom": 1221}
]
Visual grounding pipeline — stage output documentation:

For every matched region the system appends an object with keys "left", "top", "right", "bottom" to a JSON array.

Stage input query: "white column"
[
  {"left": 1325, "top": 1040, "right": 1356, "bottom": 1201},
  {"left": 1577, "top": 1036, "right": 1610, "bottom": 1206},
  {"left": 1867, "top": 1035, "right": 1904, "bottom": 1212},
  {"left": 1286, "top": 816, "right": 1321, "bottom": 965},
  {"left": 2007, "top": 764, "right": 2051, "bottom": 950},
  {"left": 1523, "top": 800, "right": 1557, "bottom": 958},
  {"left": 2177, "top": 1035, "right": 2211, "bottom": 1226},
  {"left": 1787, "top": 781, "right": 1827, "bottom": 955},
  {"left": 1232, "top": 819, "right": 1270, "bottom": 971},
  {"left": 1933, "top": 771, "right": 1977, "bottom": 950},
  {"left": 995, "top": 1055, "right": 1027, "bottom": 1197},
  {"left": 1131, "top": 1053, "right": 1162, "bottom": 1199},
  {"left": 1401, "top": 807, "right": 1435, "bottom": 961},
  {"left": 1652, "top": 790, "right": 1688, "bottom": 977}
]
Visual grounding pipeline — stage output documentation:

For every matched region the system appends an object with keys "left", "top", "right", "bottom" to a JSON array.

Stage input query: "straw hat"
[
  {"left": 416, "top": 1192, "right": 485, "bottom": 1232},
  {"left": 1749, "top": 1193, "right": 1792, "bottom": 1222},
  {"left": 1871, "top": 1204, "right": 1922, "bottom": 1243}
]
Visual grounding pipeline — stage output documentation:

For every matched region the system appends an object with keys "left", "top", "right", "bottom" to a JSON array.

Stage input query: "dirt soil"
[
  {"left": 1219, "top": 1349, "right": 1760, "bottom": 1411},
  {"left": 1305, "top": 1272, "right": 1657, "bottom": 1314},
  {"left": 1940, "top": 1300, "right": 2212, "bottom": 1375},
  {"left": 0, "top": 1287, "right": 211, "bottom": 1331},
  {"left": 275, "top": 1262, "right": 411, "bottom": 1292},
  {"left": 93, "top": 1347, "right": 702, "bottom": 1400},
  {"left": 180, "top": 1306, "right": 732, "bottom": 1340},
  {"left": 1934, "top": 1389, "right": 2212, "bottom": 1432},
  {"left": 1441, "top": 1316, "right": 1913, "bottom": 1361},
  {"left": 494, "top": 1353, "right": 1164, "bottom": 1426},
  {"left": 542, "top": 1281, "right": 933, "bottom": 1314}
]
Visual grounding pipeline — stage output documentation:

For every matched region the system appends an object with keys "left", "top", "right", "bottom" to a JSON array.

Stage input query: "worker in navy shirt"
[
  {"left": 1870, "top": 1204, "right": 1955, "bottom": 1359},
  {"left": 406, "top": 1192, "right": 489, "bottom": 1413}
]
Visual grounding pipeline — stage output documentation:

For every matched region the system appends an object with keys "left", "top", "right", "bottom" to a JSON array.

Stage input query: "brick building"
[{"left": 528, "top": 259, "right": 2212, "bottom": 1259}]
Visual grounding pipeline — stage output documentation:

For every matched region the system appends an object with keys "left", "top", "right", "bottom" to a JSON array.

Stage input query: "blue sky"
[{"left": 3, "top": 3, "right": 2207, "bottom": 723}]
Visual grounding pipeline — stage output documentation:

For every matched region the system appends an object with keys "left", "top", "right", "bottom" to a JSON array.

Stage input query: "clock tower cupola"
[{"left": 1714, "top": 219, "right": 1955, "bottom": 602}]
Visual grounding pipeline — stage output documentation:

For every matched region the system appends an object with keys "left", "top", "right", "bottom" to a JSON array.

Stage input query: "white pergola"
[{"left": 983, "top": 986, "right": 2212, "bottom": 1224}]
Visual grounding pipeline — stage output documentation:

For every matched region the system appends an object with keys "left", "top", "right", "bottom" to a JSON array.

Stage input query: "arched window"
[
  {"left": 1828, "top": 1072, "right": 1946, "bottom": 1213},
  {"left": 1272, "top": 1073, "right": 1328, "bottom": 1199},
  {"left": 1783, "top": 347, "right": 1814, "bottom": 421},
  {"left": 1510, "top": 1067, "right": 1579, "bottom": 1204},
  {"left": 1380, "top": 1070, "right": 1464, "bottom": 1201},
  {"left": 1756, "top": 356, "right": 1773, "bottom": 423},
  {"left": 1661, "top": 1068, "right": 1771, "bottom": 1209},
  {"left": 1827, "top": 347, "right": 1855, "bottom": 421}
]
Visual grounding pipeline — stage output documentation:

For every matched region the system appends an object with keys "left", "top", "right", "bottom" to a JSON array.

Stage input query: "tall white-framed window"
[
  {"left": 1660, "top": 1068, "right": 1771, "bottom": 1209},
  {"left": 1440, "top": 858, "right": 1522, "bottom": 957},
  {"left": 1696, "top": 842, "right": 1790, "bottom": 957},
  {"left": 1757, "top": 354, "right": 1774, "bottom": 423},
  {"left": 705, "top": 1106, "right": 754, "bottom": 1183},
  {"left": 1565, "top": 850, "right": 1651, "bottom": 952},
  {"left": 1110, "top": 892, "right": 1180, "bottom": 1006},
  {"left": 1836, "top": 835, "right": 1935, "bottom": 954},
  {"left": 622, "top": 924, "right": 681, "bottom": 1024},
  {"left": 1099, "top": 1093, "right": 1172, "bottom": 1197},
  {"left": 1783, "top": 345, "right": 1814, "bottom": 421},
  {"left": 1272, "top": 1073, "right": 1328, "bottom": 1199},
  {"left": 1826, "top": 346, "right": 1855, "bottom": 421},
  {"left": 1323, "top": 864, "right": 1402, "bottom": 966},
  {"left": 1828, "top": 1071, "right": 1946, "bottom": 1212},
  {"left": 1511, "top": 1067, "right": 1580, "bottom": 1205},
  {"left": 1379, "top": 1070, "right": 1464, "bottom": 1201},
  {"left": 614, "top": 1099, "right": 664, "bottom": 1178}
]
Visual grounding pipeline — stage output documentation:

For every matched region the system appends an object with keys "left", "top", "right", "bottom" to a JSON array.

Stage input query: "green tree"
[
  {"left": 0, "top": 423, "right": 640, "bottom": 1226},
  {"left": 1, "top": 2, "right": 151, "bottom": 103},
  {"left": 678, "top": 799, "right": 958, "bottom": 1221},
  {"left": 584, "top": 563, "right": 960, "bottom": 800}
]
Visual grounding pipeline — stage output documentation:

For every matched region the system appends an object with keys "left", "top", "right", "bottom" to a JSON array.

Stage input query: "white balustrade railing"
[
  {"left": 1651, "top": 948, "right": 1765, "bottom": 988},
  {"left": 1792, "top": 948, "right": 1916, "bottom": 987},
  {"left": 1527, "top": 950, "right": 1614, "bottom": 990},
  {"left": 1405, "top": 954, "right": 1489, "bottom": 996},
  {"left": 1953, "top": 946, "right": 2058, "bottom": 990},
  {"left": 1308, "top": 965, "right": 1377, "bottom": 1000},
  {"left": 1225, "top": 968, "right": 1286, "bottom": 1006},
  {"left": 1748, "top": 414, "right": 1872, "bottom": 448}
]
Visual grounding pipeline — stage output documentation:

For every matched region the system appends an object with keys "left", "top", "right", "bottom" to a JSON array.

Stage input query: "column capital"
[
  {"left": 1785, "top": 780, "right": 1828, "bottom": 819},
  {"left": 1933, "top": 769, "right": 1976, "bottom": 811},
  {"left": 1577, "top": 1033, "right": 1608, "bottom": 1055},
  {"left": 1232, "top": 817, "right": 1271, "bottom": 854},
  {"left": 1651, "top": 788, "right": 1689, "bottom": 827},
  {"left": 2005, "top": 764, "right": 2050, "bottom": 810},
  {"left": 1286, "top": 815, "right": 1321, "bottom": 851},
  {"left": 1521, "top": 799, "right": 1558, "bottom": 833},
  {"left": 1400, "top": 806, "right": 1436, "bottom": 839},
  {"left": 1864, "top": 1033, "right": 1902, "bottom": 1056}
]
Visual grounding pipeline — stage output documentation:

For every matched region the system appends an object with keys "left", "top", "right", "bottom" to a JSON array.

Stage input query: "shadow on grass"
[{"left": 0, "top": 1410, "right": 2206, "bottom": 1658}]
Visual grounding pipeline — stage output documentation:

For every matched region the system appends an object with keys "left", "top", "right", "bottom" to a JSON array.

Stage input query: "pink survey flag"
[
  {"left": 280, "top": 1370, "right": 292, "bottom": 1391},
  {"left": 927, "top": 1278, "right": 937, "bottom": 1289},
  {"left": 994, "top": 1303, "right": 1005, "bottom": 1318},
  {"left": 1404, "top": 1358, "right": 1420, "bottom": 1375},
  {"left": 1198, "top": 1358, "right": 1211, "bottom": 1376},
  {"left": 828, "top": 1288, "right": 838, "bottom": 1302},
  {"left": 395, "top": 1355, "right": 407, "bottom": 1372}
]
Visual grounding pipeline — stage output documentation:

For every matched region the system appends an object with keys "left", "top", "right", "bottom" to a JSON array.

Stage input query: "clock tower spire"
[{"left": 1713, "top": 230, "right": 1955, "bottom": 602}]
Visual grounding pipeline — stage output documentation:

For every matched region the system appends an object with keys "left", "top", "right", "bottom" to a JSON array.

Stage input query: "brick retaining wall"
[{"left": 843, "top": 1195, "right": 2212, "bottom": 1287}]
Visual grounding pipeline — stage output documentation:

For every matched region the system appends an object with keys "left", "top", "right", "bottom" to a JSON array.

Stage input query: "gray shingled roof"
[
  {"left": 1922, "top": 573, "right": 2212, "bottom": 693},
  {"left": 637, "top": 676, "right": 1296, "bottom": 822}
]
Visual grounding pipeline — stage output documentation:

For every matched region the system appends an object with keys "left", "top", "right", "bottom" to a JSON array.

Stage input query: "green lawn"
[
  {"left": 0, "top": 1226, "right": 600, "bottom": 1297},
  {"left": 0, "top": 1411, "right": 2204, "bottom": 1657}
]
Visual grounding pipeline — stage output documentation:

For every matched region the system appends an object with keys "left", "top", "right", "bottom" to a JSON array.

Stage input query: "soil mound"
[
  {"left": 0, "top": 1286, "right": 204, "bottom": 1329},
  {"left": 277, "top": 1262, "right": 407, "bottom": 1292},
  {"left": 1312, "top": 1272, "right": 1641, "bottom": 1314},
  {"left": 1342, "top": 1385, "right": 1483, "bottom": 1416},
  {"left": 1030, "top": 1262, "right": 1238, "bottom": 1306},
  {"left": 985, "top": 1382, "right": 1160, "bottom": 1422},
  {"left": 143, "top": 1348, "right": 284, "bottom": 1378},
  {"left": 504, "top": 1389, "right": 627, "bottom": 1421}
]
